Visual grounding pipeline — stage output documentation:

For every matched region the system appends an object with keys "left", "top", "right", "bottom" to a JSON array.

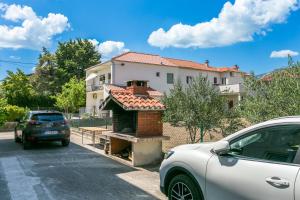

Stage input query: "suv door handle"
[{"left": 266, "top": 177, "right": 290, "bottom": 187}]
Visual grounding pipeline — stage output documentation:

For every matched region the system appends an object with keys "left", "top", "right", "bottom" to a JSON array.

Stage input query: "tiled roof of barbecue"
[
  {"left": 100, "top": 84, "right": 165, "bottom": 111},
  {"left": 112, "top": 52, "right": 240, "bottom": 72}
]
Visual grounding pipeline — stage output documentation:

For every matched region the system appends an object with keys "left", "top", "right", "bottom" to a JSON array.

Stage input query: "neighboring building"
[{"left": 85, "top": 52, "right": 246, "bottom": 116}]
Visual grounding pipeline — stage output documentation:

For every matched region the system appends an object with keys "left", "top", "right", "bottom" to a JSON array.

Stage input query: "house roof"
[
  {"left": 100, "top": 84, "right": 165, "bottom": 111},
  {"left": 112, "top": 52, "right": 240, "bottom": 73}
]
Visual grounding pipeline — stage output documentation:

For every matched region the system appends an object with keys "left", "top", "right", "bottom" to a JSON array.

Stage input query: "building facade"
[{"left": 85, "top": 52, "right": 246, "bottom": 116}]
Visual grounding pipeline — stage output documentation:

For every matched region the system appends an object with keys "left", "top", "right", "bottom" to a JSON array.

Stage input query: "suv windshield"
[{"left": 31, "top": 113, "right": 65, "bottom": 122}]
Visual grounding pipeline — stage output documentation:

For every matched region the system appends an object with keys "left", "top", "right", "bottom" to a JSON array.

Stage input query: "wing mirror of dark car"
[{"left": 212, "top": 141, "right": 230, "bottom": 155}]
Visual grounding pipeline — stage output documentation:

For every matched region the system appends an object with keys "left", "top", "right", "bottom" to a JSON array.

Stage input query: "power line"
[{"left": 0, "top": 59, "right": 36, "bottom": 65}]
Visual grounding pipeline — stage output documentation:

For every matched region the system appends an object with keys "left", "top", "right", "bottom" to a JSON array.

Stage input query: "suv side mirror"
[{"left": 212, "top": 141, "right": 230, "bottom": 155}]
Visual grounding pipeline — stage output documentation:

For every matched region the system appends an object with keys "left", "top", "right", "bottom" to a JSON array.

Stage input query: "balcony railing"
[
  {"left": 216, "top": 83, "right": 244, "bottom": 94},
  {"left": 86, "top": 84, "right": 104, "bottom": 92}
]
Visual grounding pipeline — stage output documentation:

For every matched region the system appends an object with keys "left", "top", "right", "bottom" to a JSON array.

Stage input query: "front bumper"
[{"left": 160, "top": 185, "right": 166, "bottom": 194}]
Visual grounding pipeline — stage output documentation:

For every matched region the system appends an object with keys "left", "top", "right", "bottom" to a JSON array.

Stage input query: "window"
[
  {"left": 99, "top": 75, "right": 105, "bottom": 84},
  {"left": 167, "top": 73, "right": 174, "bottom": 84},
  {"left": 156, "top": 72, "right": 160, "bottom": 77},
  {"left": 230, "top": 72, "right": 234, "bottom": 77},
  {"left": 221, "top": 77, "right": 227, "bottom": 85},
  {"left": 31, "top": 113, "right": 65, "bottom": 122},
  {"left": 213, "top": 77, "right": 218, "bottom": 84},
  {"left": 229, "top": 125, "right": 300, "bottom": 164},
  {"left": 108, "top": 73, "right": 111, "bottom": 83},
  {"left": 186, "top": 76, "right": 193, "bottom": 84}
]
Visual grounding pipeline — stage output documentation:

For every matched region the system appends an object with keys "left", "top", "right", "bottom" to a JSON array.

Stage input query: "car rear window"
[{"left": 31, "top": 113, "right": 65, "bottom": 121}]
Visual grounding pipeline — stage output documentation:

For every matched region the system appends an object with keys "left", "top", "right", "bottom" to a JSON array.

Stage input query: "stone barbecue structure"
[{"left": 99, "top": 80, "right": 167, "bottom": 166}]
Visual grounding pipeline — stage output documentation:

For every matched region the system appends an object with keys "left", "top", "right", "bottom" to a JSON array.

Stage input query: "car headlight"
[{"left": 164, "top": 150, "right": 174, "bottom": 159}]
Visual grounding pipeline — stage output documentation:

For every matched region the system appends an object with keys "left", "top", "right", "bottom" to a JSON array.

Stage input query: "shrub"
[
  {"left": 0, "top": 98, "right": 8, "bottom": 125},
  {"left": 4, "top": 105, "right": 28, "bottom": 122}
]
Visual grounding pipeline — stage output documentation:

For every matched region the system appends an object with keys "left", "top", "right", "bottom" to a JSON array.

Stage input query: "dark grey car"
[{"left": 15, "top": 111, "right": 71, "bottom": 149}]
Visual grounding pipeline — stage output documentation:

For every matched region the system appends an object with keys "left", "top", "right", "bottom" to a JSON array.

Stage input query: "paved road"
[{"left": 0, "top": 132, "right": 160, "bottom": 200}]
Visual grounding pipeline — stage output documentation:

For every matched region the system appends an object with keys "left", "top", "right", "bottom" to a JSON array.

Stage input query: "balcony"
[
  {"left": 216, "top": 83, "right": 244, "bottom": 94},
  {"left": 86, "top": 84, "right": 104, "bottom": 92}
]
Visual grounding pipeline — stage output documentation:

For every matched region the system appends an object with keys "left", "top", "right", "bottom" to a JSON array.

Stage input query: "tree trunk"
[{"left": 200, "top": 125, "right": 204, "bottom": 143}]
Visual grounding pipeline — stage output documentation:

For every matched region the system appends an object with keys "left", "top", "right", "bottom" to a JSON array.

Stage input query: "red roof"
[
  {"left": 112, "top": 52, "right": 240, "bottom": 73},
  {"left": 101, "top": 84, "right": 165, "bottom": 111}
]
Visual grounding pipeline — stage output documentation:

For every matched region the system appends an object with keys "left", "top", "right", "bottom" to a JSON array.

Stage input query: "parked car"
[
  {"left": 160, "top": 116, "right": 300, "bottom": 200},
  {"left": 15, "top": 111, "right": 71, "bottom": 149}
]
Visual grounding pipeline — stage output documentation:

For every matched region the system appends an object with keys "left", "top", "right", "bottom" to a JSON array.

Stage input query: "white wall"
[
  {"left": 85, "top": 64, "right": 111, "bottom": 110},
  {"left": 113, "top": 61, "right": 228, "bottom": 94},
  {"left": 85, "top": 61, "right": 244, "bottom": 110},
  {"left": 86, "top": 91, "right": 104, "bottom": 114},
  {"left": 221, "top": 72, "right": 243, "bottom": 85},
  {"left": 86, "top": 64, "right": 111, "bottom": 87},
  {"left": 132, "top": 140, "right": 162, "bottom": 166}
]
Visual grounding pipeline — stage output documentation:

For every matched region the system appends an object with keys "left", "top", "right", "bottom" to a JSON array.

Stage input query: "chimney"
[
  {"left": 205, "top": 60, "right": 209, "bottom": 67},
  {"left": 234, "top": 64, "right": 239, "bottom": 70},
  {"left": 126, "top": 80, "right": 148, "bottom": 95}
]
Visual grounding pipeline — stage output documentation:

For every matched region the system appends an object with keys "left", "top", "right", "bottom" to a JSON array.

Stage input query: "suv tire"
[
  {"left": 168, "top": 174, "right": 202, "bottom": 200},
  {"left": 62, "top": 139, "right": 70, "bottom": 147},
  {"left": 22, "top": 134, "right": 31, "bottom": 150}
]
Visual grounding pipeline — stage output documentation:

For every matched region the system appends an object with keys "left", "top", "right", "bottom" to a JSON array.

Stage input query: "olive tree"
[
  {"left": 240, "top": 60, "right": 300, "bottom": 123},
  {"left": 163, "top": 76, "right": 226, "bottom": 143}
]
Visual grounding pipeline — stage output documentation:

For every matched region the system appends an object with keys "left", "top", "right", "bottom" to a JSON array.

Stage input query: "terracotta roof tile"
[
  {"left": 111, "top": 91, "right": 165, "bottom": 110},
  {"left": 102, "top": 84, "right": 165, "bottom": 111},
  {"left": 113, "top": 52, "right": 240, "bottom": 73}
]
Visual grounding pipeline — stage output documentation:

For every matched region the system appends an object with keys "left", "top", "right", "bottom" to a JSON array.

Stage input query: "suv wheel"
[
  {"left": 14, "top": 130, "right": 21, "bottom": 143},
  {"left": 22, "top": 135, "right": 31, "bottom": 150},
  {"left": 168, "top": 174, "right": 202, "bottom": 200},
  {"left": 62, "top": 139, "right": 70, "bottom": 147}
]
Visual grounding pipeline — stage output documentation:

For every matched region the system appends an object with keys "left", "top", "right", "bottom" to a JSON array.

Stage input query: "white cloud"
[
  {"left": 0, "top": 3, "right": 70, "bottom": 50},
  {"left": 9, "top": 55, "right": 21, "bottom": 60},
  {"left": 90, "top": 39, "right": 129, "bottom": 60},
  {"left": 270, "top": 50, "right": 299, "bottom": 58},
  {"left": 148, "top": 0, "right": 299, "bottom": 48}
]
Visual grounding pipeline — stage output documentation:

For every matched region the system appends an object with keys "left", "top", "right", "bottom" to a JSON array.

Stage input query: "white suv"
[{"left": 160, "top": 117, "right": 300, "bottom": 200}]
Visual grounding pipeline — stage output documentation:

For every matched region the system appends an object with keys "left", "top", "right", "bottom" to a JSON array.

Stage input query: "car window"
[
  {"left": 31, "top": 113, "right": 65, "bottom": 122},
  {"left": 229, "top": 125, "right": 300, "bottom": 164}
]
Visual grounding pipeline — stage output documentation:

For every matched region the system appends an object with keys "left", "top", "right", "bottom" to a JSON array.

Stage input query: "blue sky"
[{"left": 0, "top": 0, "right": 299, "bottom": 80}]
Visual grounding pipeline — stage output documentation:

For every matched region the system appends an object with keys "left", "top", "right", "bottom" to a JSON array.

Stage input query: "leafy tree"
[
  {"left": 0, "top": 98, "right": 8, "bottom": 125},
  {"left": 55, "top": 39, "right": 100, "bottom": 84},
  {"left": 4, "top": 105, "right": 28, "bottom": 121},
  {"left": 32, "top": 47, "right": 59, "bottom": 95},
  {"left": 32, "top": 39, "right": 100, "bottom": 95},
  {"left": 219, "top": 108, "right": 245, "bottom": 137},
  {"left": 1, "top": 69, "right": 37, "bottom": 107},
  {"left": 163, "top": 76, "right": 226, "bottom": 143},
  {"left": 240, "top": 61, "right": 300, "bottom": 123},
  {"left": 55, "top": 77, "right": 86, "bottom": 114}
]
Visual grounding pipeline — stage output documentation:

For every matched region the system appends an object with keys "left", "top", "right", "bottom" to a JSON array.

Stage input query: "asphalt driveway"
[{"left": 0, "top": 132, "right": 163, "bottom": 200}]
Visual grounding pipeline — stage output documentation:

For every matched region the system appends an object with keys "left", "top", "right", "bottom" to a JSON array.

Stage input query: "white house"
[{"left": 85, "top": 52, "right": 246, "bottom": 116}]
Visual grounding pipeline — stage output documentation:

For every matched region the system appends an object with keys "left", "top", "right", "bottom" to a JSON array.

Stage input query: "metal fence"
[
  {"left": 68, "top": 117, "right": 112, "bottom": 129},
  {"left": 162, "top": 123, "right": 223, "bottom": 152}
]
